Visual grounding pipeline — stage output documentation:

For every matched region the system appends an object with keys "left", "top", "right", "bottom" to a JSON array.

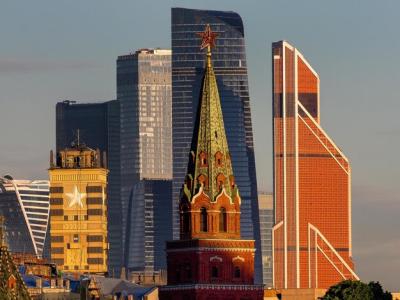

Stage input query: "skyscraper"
[
  {"left": 55, "top": 99, "right": 121, "bottom": 274},
  {"left": 56, "top": 100, "right": 111, "bottom": 152},
  {"left": 160, "top": 25, "right": 263, "bottom": 300},
  {"left": 258, "top": 193, "right": 273, "bottom": 287},
  {"left": 0, "top": 176, "right": 50, "bottom": 258},
  {"left": 49, "top": 144, "right": 108, "bottom": 274},
  {"left": 117, "top": 49, "right": 172, "bottom": 274},
  {"left": 171, "top": 7, "right": 262, "bottom": 282},
  {"left": 272, "top": 41, "right": 358, "bottom": 289}
]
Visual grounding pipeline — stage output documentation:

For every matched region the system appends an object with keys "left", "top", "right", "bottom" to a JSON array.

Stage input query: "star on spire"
[
  {"left": 66, "top": 185, "right": 86, "bottom": 208},
  {"left": 197, "top": 24, "right": 218, "bottom": 51}
]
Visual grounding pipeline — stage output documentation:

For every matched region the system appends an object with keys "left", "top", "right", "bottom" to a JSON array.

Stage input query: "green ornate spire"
[
  {"left": 183, "top": 24, "right": 240, "bottom": 203},
  {"left": 0, "top": 216, "right": 31, "bottom": 300}
]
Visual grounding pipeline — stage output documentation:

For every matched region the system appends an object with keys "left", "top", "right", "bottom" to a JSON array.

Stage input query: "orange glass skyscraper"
[{"left": 272, "top": 41, "right": 358, "bottom": 289}]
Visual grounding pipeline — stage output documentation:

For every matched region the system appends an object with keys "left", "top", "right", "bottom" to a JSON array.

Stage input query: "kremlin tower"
[{"left": 159, "top": 24, "right": 264, "bottom": 300}]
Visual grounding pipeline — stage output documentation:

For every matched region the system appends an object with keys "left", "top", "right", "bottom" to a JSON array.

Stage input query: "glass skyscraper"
[
  {"left": 117, "top": 49, "right": 172, "bottom": 274},
  {"left": 0, "top": 176, "right": 50, "bottom": 258},
  {"left": 258, "top": 193, "right": 273, "bottom": 287},
  {"left": 171, "top": 7, "right": 262, "bottom": 282}
]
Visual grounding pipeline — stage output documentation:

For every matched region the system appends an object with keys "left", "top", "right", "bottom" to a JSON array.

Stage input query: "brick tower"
[{"left": 159, "top": 25, "right": 264, "bottom": 300}]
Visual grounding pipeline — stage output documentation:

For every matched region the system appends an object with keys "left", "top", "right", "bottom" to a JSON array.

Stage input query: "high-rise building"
[
  {"left": 117, "top": 49, "right": 172, "bottom": 274},
  {"left": 272, "top": 41, "right": 358, "bottom": 289},
  {"left": 56, "top": 100, "right": 113, "bottom": 152},
  {"left": 55, "top": 99, "right": 121, "bottom": 274},
  {"left": 0, "top": 176, "right": 50, "bottom": 258},
  {"left": 160, "top": 25, "right": 263, "bottom": 300},
  {"left": 258, "top": 193, "right": 273, "bottom": 287},
  {"left": 171, "top": 7, "right": 262, "bottom": 282},
  {"left": 48, "top": 144, "right": 108, "bottom": 274}
]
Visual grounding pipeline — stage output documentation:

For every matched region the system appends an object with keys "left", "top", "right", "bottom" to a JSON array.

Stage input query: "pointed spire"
[{"left": 183, "top": 24, "right": 239, "bottom": 203}]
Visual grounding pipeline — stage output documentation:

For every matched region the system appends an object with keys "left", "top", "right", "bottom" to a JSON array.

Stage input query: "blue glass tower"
[{"left": 171, "top": 7, "right": 262, "bottom": 282}]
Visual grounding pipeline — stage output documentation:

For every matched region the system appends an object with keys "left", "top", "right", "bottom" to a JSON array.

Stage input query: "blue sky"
[{"left": 1, "top": 0, "right": 399, "bottom": 290}]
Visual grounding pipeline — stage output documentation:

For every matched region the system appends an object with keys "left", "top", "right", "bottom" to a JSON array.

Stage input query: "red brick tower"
[{"left": 159, "top": 25, "right": 264, "bottom": 300}]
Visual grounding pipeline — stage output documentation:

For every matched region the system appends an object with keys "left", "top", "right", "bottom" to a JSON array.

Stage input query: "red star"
[{"left": 197, "top": 24, "right": 218, "bottom": 50}]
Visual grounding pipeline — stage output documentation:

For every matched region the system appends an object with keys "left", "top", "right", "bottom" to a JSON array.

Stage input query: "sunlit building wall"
[{"left": 272, "top": 40, "right": 358, "bottom": 289}]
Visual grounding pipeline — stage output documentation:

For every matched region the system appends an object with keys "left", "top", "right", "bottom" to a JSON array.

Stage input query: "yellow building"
[{"left": 49, "top": 142, "right": 108, "bottom": 274}]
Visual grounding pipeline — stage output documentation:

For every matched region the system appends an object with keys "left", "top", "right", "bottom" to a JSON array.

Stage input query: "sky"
[{"left": 0, "top": 0, "right": 399, "bottom": 291}]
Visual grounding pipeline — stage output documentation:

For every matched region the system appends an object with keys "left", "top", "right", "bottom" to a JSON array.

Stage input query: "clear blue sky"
[{"left": 1, "top": 0, "right": 399, "bottom": 291}]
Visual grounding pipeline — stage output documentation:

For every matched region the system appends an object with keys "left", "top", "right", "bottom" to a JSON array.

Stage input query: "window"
[
  {"left": 200, "top": 207, "right": 208, "bottom": 232},
  {"left": 50, "top": 198, "right": 63, "bottom": 205},
  {"left": 50, "top": 209, "right": 63, "bottom": 216},
  {"left": 216, "top": 173, "right": 226, "bottom": 190},
  {"left": 86, "top": 186, "right": 102, "bottom": 193},
  {"left": 197, "top": 174, "right": 208, "bottom": 187},
  {"left": 87, "top": 198, "right": 102, "bottom": 205},
  {"left": 73, "top": 234, "right": 79, "bottom": 243},
  {"left": 215, "top": 151, "right": 223, "bottom": 167},
  {"left": 50, "top": 186, "right": 63, "bottom": 193},
  {"left": 234, "top": 266, "right": 241, "bottom": 278},
  {"left": 51, "top": 236, "right": 64, "bottom": 243},
  {"left": 87, "top": 235, "right": 103, "bottom": 242},
  {"left": 199, "top": 151, "right": 207, "bottom": 166},
  {"left": 211, "top": 266, "right": 219, "bottom": 278},
  {"left": 219, "top": 208, "right": 227, "bottom": 232}
]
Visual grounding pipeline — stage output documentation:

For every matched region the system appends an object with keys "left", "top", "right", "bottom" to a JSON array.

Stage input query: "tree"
[
  {"left": 322, "top": 280, "right": 392, "bottom": 300},
  {"left": 368, "top": 281, "right": 392, "bottom": 300}
]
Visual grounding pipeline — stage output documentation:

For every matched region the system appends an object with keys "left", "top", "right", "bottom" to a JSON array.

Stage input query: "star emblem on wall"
[
  {"left": 66, "top": 185, "right": 86, "bottom": 208},
  {"left": 197, "top": 24, "right": 218, "bottom": 50}
]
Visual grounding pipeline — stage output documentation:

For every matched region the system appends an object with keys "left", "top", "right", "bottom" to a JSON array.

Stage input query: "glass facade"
[
  {"left": 117, "top": 49, "right": 172, "bottom": 275},
  {"left": 272, "top": 41, "right": 357, "bottom": 289},
  {"left": 171, "top": 7, "right": 262, "bottom": 282},
  {"left": 56, "top": 100, "right": 109, "bottom": 152},
  {"left": 125, "top": 179, "right": 172, "bottom": 272},
  {"left": 0, "top": 176, "right": 50, "bottom": 258},
  {"left": 258, "top": 193, "right": 273, "bottom": 287}
]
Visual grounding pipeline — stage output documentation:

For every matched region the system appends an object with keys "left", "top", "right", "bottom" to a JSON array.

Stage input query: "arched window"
[
  {"left": 215, "top": 151, "right": 223, "bottom": 167},
  {"left": 200, "top": 207, "right": 208, "bottom": 232},
  {"left": 211, "top": 266, "right": 219, "bottom": 278},
  {"left": 234, "top": 266, "right": 241, "bottom": 278},
  {"left": 197, "top": 174, "right": 208, "bottom": 187},
  {"left": 199, "top": 151, "right": 207, "bottom": 167},
  {"left": 216, "top": 173, "right": 226, "bottom": 190},
  {"left": 182, "top": 206, "right": 190, "bottom": 234},
  {"left": 219, "top": 207, "right": 227, "bottom": 232}
]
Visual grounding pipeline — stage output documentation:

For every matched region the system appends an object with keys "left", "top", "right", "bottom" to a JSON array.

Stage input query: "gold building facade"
[{"left": 49, "top": 142, "right": 108, "bottom": 274}]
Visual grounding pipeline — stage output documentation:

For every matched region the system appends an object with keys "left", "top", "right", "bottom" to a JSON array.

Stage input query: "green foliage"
[
  {"left": 368, "top": 281, "right": 392, "bottom": 300},
  {"left": 322, "top": 280, "right": 392, "bottom": 300}
]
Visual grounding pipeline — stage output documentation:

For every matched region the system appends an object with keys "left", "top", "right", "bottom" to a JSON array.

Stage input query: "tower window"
[
  {"left": 200, "top": 207, "right": 208, "bottom": 232},
  {"left": 215, "top": 151, "right": 223, "bottom": 167},
  {"left": 234, "top": 266, "right": 241, "bottom": 278},
  {"left": 216, "top": 173, "right": 226, "bottom": 190},
  {"left": 199, "top": 151, "right": 208, "bottom": 167},
  {"left": 219, "top": 207, "right": 227, "bottom": 232},
  {"left": 211, "top": 266, "right": 219, "bottom": 278}
]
